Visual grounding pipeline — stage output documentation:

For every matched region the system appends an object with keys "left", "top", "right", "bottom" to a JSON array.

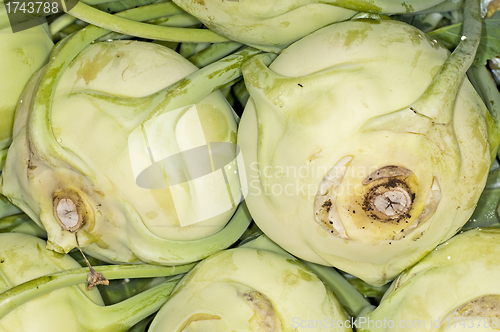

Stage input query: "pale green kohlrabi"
[
  {"left": 148, "top": 237, "right": 352, "bottom": 332},
  {"left": 0, "top": 4, "right": 255, "bottom": 265},
  {"left": 0, "top": 1, "right": 53, "bottom": 169},
  {"left": 238, "top": 0, "right": 500, "bottom": 286},
  {"left": 356, "top": 228, "right": 500, "bottom": 332},
  {"left": 171, "top": 0, "right": 447, "bottom": 52},
  {"left": 0, "top": 233, "right": 193, "bottom": 331}
]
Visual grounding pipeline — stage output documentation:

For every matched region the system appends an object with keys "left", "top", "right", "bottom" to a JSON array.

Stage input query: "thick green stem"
[
  {"left": 179, "top": 43, "right": 199, "bottom": 58},
  {"left": 80, "top": 0, "right": 122, "bottom": 5},
  {"left": 143, "top": 47, "right": 260, "bottom": 122},
  {"left": 467, "top": 65, "right": 500, "bottom": 129},
  {"left": 0, "top": 148, "right": 7, "bottom": 171},
  {"left": 0, "top": 264, "right": 194, "bottom": 319},
  {"left": 463, "top": 166, "right": 500, "bottom": 230},
  {"left": 412, "top": 0, "right": 481, "bottom": 122},
  {"left": 233, "top": 80, "right": 250, "bottom": 107},
  {"left": 124, "top": 201, "right": 252, "bottom": 264},
  {"left": 0, "top": 214, "right": 47, "bottom": 238},
  {"left": 312, "top": 0, "right": 445, "bottom": 13},
  {"left": 0, "top": 195, "right": 21, "bottom": 219},
  {"left": 96, "top": 13, "right": 201, "bottom": 42},
  {"left": 49, "top": 13, "right": 78, "bottom": 35},
  {"left": 407, "top": 0, "right": 463, "bottom": 15},
  {"left": 146, "top": 13, "right": 200, "bottom": 28},
  {"left": 85, "top": 276, "right": 182, "bottom": 331},
  {"left": 300, "top": 261, "right": 371, "bottom": 318},
  {"left": 240, "top": 234, "right": 371, "bottom": 318},
  {"left": 188, "top": 42, "right": 244, "bottom": 68},
  {"left": 97, "top": 13, "right": 201, "bottom": 42},
  {"left": 65, "top": 1, "right": 229, "bottom": 42},
  {"left": 128, "top": 315, "right": 155, "bottom": 332}
]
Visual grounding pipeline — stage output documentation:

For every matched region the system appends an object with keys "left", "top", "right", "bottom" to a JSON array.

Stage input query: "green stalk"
[
  {"left": 233, "top": 80, "right": 249, "bottom": 107},
  {"left": 146, "top": 13, "right": 200, "bottom": 28},
  {"left": 300, "top": 261, "right": 371, "bottom": 318},
  {"left": 179, "top": 43, "right": 198, "bottom": 58},
  {"left": 142, "top": 47, "right": 259, "bottom": 121},
  {"left": 65, "top": 1, "right": 229, "bottom": 42},
  {"left": 84, "top": 276, "right": 182, "bottom": 331},
  {"left": 97, "top": 13, "right": 201, "bottom": 42},
  {"left": 241, "top": 234, "right": 371, "bottom": 318},
  {"left": 80, "top": 0, "right": 123, "bottom": 5},
  {"left": 0, "top": 214, "right": 47, "bottom": 238},
  {"left": 128, "top": 315, "right": 155, "bottom": 332},
  {"left": 124, "top": 201, "right": 252, "bottom": 264},
  {"left": 420, "top": 13, "right": 444, "bottom": 32},
  {"left": 113, "top": 1, "right": 184, "bottom": 21},
  {"left": 0, "top": 195, "right": 21, "bottom": 219},
  {"left": 463, "top": 166, "right": 500, "bottom": 230},
  {"left": 467, "top": 65, "right": 500, "bottom": 129},
  {"left": 49, "top": 13, "right": 78, "bottom": 35},
  {"left": 0, "top": 264, "right": 194, "bottom": 319},
  {"left": 0, "top": 214, "right": 26, "bottom": 230},
  {"left": 188, "top": 42, "right": 244, "bottom": 68},
  {"left": 0, "top": 148, "right": 7, "bottom": 171},
  {"left": 411, "top": 0, "right": 481, "bottom": 123}
]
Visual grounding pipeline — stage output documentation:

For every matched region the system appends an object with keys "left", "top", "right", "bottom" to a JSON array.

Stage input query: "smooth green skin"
[
  {"left": 238, "top": 2, "right": 498, "bottom": 286},
  {"left": 357, "top": 228, "right": 500, "bottom": 331},
  {"left": 0, "top": 3, "right": 53, "bottom": 162},
  {"left": 242, "top": 234, "right": 372, "bottom": 318},
  {"left": 0, "top": 233, "right": 190, "bottom": 331},
  {"left": 171, "top": 0, "right": 445, "bottom": 52},
  {"left": 149, "top": 246, "right": 352, "bottom": 332},
  {"left": 1, "top": 4, "right": 255, "bottom": 264}
]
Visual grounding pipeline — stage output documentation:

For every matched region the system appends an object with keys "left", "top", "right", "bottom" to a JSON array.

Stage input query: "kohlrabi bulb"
[
  {"left": 1, "top": 27, "right": 253, "bottom": 265},
  {"left": 171, "top": 0, "right": 446, "bottom": 52},
  {"left": 238, "top": 8, "right": 499, "bottom": 285},
  {"left": 357, "top": 228, "right": 500, "bottom": 331},
  {"left": 149, "top": 246, "right": 352, "bottom": 332}
]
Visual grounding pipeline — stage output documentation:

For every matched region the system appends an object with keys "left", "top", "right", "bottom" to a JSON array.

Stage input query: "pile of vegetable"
[{"left": 1, "top": 0, "right": 500, "bottom": 330}]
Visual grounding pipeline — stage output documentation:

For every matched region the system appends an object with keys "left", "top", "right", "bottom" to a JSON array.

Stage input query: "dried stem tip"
[{"left": 75, "top": 233, "right": 109, "bottom": 290}]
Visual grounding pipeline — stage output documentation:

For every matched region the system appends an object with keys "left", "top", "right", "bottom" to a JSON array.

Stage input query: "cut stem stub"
[
  {"left": 362, "top": 166, "right": 414, "bottom": 222},
  {"left": 53, "top": 190, "right": 90, "bottom": 233}
]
